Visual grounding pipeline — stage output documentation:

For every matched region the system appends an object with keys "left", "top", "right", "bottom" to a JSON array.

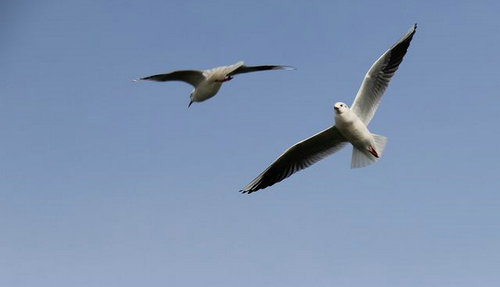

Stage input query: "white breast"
[
  {"left": 192, "top": 80, "right": 222, "bottom": 102},
  {"left": 335, "top": 109, "right": 374, "bottom": 149}
]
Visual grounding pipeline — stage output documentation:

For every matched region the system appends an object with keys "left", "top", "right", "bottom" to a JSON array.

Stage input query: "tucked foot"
[
  {"left": 368, "top": 146, "right": 379, "bottom": 158},
  {"left": 215, "top": 76, "right": 233, "bottom": 83}
]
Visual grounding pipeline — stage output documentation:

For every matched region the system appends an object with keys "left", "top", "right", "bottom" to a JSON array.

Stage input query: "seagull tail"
[
  {"left": 372, "top": 133, "right": 388, "bottom": 158},
  {"left": 351, "top": 133, "right": 387, "bottom": 168}
]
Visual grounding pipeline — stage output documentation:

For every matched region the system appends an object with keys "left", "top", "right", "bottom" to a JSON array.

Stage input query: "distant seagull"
[
  {"left": 134, "top": 61, "right": 294, "bottom": 107},
  {"left": 241, "top": 24, "right": 417, "bottom": 194}
]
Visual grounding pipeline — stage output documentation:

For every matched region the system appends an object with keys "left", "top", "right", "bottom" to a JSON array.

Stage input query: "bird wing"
[
  {"left": 241, "top": 126, "right": 347, "bottom": 194},
  {"left": 350, "top": 24, "right": 417, "bottom": 125},
  {"left": 134, "top": 70, "right": 205, "bottom": 87},
  {"left": 202, "top": 61, "right": 244, "bottom": 79},
  {"left": 228, "top": 65, "right": 295, "bottom": 76}
]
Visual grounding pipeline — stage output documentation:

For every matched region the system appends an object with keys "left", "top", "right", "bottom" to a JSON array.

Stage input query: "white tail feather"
[
  {"left": 372, "top": 133, "right": 387, "bottom": 157},
  {"left": 350, "top": 133, "right": 387, "bottom": 169},
  {"left": 351, "top": 147, "right": 377, "bottom": 168}
]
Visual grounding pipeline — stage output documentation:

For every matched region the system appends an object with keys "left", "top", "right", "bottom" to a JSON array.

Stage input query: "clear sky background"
[{"left": 1, "top": 0, "right": 500, "bottom": 286}]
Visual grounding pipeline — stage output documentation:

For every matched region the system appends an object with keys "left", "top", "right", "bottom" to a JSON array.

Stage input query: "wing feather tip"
[
  {"left": 239, "top": 188, "right": 255, "bottom": 194},
  {"left": 408, "top": 23, "right": 417, "bottom": 37},
  {"left": 279, "top": 65, "right": 297, "bottom": 71}
]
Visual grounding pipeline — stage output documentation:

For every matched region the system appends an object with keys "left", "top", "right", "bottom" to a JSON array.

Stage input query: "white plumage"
[
  {"left": 241, "top": 24, "right": 417, "bottom": 194},
  {"left": 134, "top": 61, "right": 294, "bottom": 107}
]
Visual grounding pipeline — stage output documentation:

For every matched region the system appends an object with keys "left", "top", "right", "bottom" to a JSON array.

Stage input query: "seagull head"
[{"left": 334, "top": 102, "right": 349, "bottom": 114}]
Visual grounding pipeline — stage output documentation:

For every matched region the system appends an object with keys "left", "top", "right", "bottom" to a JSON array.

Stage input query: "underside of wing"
[
  {"left": 228, "top": 65, "right": 294, "bottom": 76},
  {"left": 241, "top": 126, "right": 347, "bottom": 194},
  {"left": 136, "top": 70, "right": 205, "bottom": 87},
  {"left": 351, "top": 24, "right": 417, "bottom": 125},
  {"left": 204, "top": 62, "right": 244, "bottom": 78}
]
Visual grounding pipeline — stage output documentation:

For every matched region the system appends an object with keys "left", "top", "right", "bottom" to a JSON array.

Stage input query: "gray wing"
[
  {"left": 241, "top": 126, "right": 347, "bottom": 194},
  {"left": 351, "top": 24, "right": 417, "bottom": 125},
  {"left": 228, "top": 65, "right": 294, "bottom": 76},
  {"left": 134, "top": 70, "right": 205, "bottom": 87}
]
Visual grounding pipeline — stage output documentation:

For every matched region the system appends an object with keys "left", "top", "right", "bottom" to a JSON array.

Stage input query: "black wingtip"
[{"left": 410, "top": 23, "right": 417, "bottom": 34}]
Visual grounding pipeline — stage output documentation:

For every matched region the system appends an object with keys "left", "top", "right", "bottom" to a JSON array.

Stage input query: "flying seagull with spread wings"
[
  {"left": 241, "top": 24, "right": 417, "bottom": 194},
  {"left": 134, "top": 61, "right": 294, "bottom": 107}
]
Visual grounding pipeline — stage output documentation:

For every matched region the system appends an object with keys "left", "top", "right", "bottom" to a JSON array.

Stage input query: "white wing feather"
[{"left": 351, "top": 24, "right": 417, "bottom": 125}]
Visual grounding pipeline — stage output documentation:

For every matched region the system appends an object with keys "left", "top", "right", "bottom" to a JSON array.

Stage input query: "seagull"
[
  {"left": 134, "top": 61, "right": 294, "bottom": 107},
  {"left": 241, "top": 24, "right": 417, "bottom": 194}
]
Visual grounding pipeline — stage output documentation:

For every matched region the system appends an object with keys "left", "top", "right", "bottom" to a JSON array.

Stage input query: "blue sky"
[{"left": 1, "top": 0, "right": 500, "bottom": 286}]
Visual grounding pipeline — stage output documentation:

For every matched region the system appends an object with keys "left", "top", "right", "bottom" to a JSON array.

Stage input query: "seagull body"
[
  {"left": 134, "top": 61, "right": 293, "bottom": 107},
  {"left": 187, "top": 62, "right": 243, "bottom": 104},
  {"left": 334, "top": 102, "right": 387, "bottom": 168},
  {"left": 241, "top": 24, "right": 417, "bottom": 194}
]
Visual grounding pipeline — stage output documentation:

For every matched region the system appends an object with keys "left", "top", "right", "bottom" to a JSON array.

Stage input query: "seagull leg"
[
  {"left": 368, "top": 146, "right": 379, "bottom": 158},
  {"left": 215, "top": 76, "right": 233, "bottom": 83}
]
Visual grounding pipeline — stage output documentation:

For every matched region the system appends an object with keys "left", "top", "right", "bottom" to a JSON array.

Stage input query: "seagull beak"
[{"left": 188, "top": 100, "right": 193, "bottom": 108}]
